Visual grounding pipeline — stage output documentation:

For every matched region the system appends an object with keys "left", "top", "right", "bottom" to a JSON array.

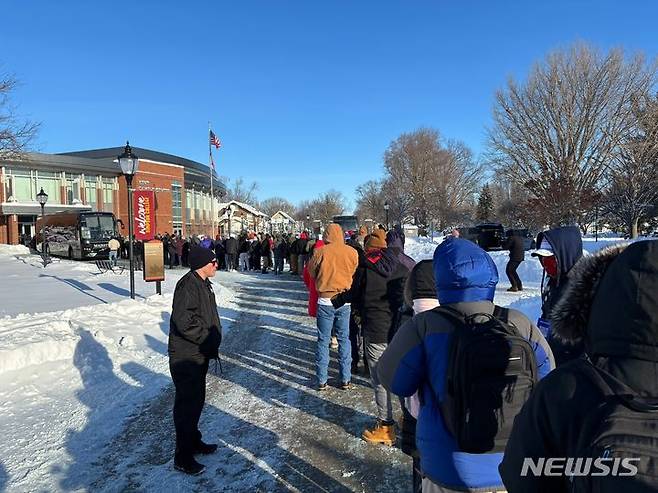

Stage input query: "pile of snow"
[
  {"left": 0, "top": 250, "right": 241, "bottom": 490},
  {"left": 0, "top": 243, "right": 30, "bottom": 255}
]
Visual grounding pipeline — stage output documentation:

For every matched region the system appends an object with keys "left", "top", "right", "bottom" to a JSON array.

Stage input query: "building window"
[
  {"left": 185, "top": 190, "right": 193, "bottom": 222},
  {"left": 85, "top": 177, "right": 98, "bottom": 212},
  {"left": 66, "top": 175, "right": 81, "bottom": 204},
  {"left": 102, "top": 178, "right": 114, "bottom": 212},
  {"left": 172, "top": 181, "right": 182, "bottom": 228},
  {"left": 7, "top": 168, "right": 34, "bottom": 201},
  {"left": 36, "top": 171, "right": 61, "bottom": 203}
]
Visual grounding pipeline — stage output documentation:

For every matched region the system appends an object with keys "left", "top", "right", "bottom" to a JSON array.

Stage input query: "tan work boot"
[{"left": 362, "top": 420, "right": 396, "bottom": 446}]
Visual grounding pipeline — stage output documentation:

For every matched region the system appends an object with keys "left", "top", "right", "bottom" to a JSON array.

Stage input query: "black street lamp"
[
  {"left": 384, "top": 201, "right": 390, "bottom": 230},
  {"left": 36, "top": 187, "right": 49, "bottom": 259},
  {"left": 118, "top": 142, "right": 139, "bottom": 299}
]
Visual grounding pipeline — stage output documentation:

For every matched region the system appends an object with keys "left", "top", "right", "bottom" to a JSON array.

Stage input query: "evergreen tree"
[{"left": 477, "top": 184, "right": 494, "bottom": 222}]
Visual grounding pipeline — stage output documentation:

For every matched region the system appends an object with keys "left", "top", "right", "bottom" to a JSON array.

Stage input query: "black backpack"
[
  {"left": 437, "top": 306, "right": 538, "bottom": 454},
  {"left": 570, "top": 361, "right": 658, "bottom": 492}
]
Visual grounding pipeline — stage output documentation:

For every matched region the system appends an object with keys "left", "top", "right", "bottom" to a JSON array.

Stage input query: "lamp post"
[
  {"left": 306, "top": 214, "right": 310, "bottom": 233},
  {"left": 117, "top": 142, "right": 139, "bottom": 300},
  {"left": 36, "top": 187, "right": 49, "bottom": 259},
  {"left": 384, "top": 201, "right": 390, "bottom": 230}
]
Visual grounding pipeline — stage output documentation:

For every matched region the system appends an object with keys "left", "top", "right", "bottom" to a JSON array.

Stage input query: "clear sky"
[{"left": 3, "top": 1, "right": 657, "bottom": 210}]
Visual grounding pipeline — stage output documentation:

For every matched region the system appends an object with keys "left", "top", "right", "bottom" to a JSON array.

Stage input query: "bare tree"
[
  {"left": 224, "top": 177, "right": 259, "bottom": 204},
  {"left": 0, "top": 71, "right": 39, "bottom": 159},
  {"left": 354, "top": 180, "right": 385, "bottom": 223},
  {"left": 310, "top": 189, "right": 346, "bottom": 225},
  {"left": 603, "top": 93, "right": 658, "bottom": 238},
  {"left": 259, "top": 196, "right": 295, "bottom": 217},
  {"left": 383, "top": 128, "right": 481, "bottom": 229},
  {"left": 488, "top": 43, "right": 656, "bottom": 227}
]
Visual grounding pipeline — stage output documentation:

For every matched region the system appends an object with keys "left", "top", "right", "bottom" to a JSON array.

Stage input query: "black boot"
[
  {"left": 174, "top": 456, "right": 205, "bottom": 475},
  {"left": 195, "top": 440, "right": 218, "bottom": 455}
]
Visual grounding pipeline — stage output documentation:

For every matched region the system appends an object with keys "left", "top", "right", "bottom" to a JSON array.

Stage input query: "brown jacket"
[{"left": 308, "top": 223, "right": 358, "bottom": 299}]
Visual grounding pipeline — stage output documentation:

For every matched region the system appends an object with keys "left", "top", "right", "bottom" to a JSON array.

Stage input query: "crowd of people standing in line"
[{"left": 166, "top": 220, "right": 658, "bottom": 493}]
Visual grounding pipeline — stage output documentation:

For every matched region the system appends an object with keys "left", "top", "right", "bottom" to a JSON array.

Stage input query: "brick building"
[{"left": 0, "top": 147, "right": 226, "bottom": 244}]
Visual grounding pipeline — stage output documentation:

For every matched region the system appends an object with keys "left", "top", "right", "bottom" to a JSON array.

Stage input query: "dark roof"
[
  {"left": 60, "top": 146, "right": 211, "bottom": 175},
  {"left": 3, "top": 152, "right": 117, "bottom": 174},
  {"left": 58, "top": 146, "right": 225, "bottom": 195}
]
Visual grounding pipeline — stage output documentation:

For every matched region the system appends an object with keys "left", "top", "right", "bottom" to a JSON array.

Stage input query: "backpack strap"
[{"left": 581, "top": 359, "right": 658, "bottom": 413}]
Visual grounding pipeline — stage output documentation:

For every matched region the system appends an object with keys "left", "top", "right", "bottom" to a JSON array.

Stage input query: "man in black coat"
[
  {"left": 350, "top": 230, "right": 410, "bottom": 446},
  {"left": 224, "top": 235, "right": 238, "bottom": 271},
  {"left": 500, "top": 240, "right": 658, "bottom": 493},
  {"left": 505, "top": 232, "right": 525, "bottom": 291},
  {"left": 168, "top": 246, "right": 222, "bottom": 475}
]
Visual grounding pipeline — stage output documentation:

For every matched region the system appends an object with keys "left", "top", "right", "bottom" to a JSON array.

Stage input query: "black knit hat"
[
  {"left": 189, "top": 246, "right": 216, "bottom": 271},
  {"left": 404, "top": 259, "right": 437, "bottom": 306}
]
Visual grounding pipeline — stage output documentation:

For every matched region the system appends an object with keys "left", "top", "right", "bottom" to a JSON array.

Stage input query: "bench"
[{"left": 95, "top": 260, "right": 125, "bottom": 274}]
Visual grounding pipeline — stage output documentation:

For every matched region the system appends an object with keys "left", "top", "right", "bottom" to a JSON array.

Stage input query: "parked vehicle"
[
  {"left": 332, "top": 215, "right": 359, "bottom": 234},
  {"left": 505, "top": 228, "right": 536, "bottom": 251},
  {"left": 36, "top": 211, "right": 117, "bottom": 260},
  {"left": 475, "top": 223, "right": 505, "bottom": 251}
]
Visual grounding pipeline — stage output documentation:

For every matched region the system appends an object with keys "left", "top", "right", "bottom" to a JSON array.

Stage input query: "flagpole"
[{"left": 209, "top": 121, "right": 215, "bottom": 239}]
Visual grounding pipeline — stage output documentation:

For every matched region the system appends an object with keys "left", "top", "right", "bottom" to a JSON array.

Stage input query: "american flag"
[
  {"left": 210, "top": 130, "right": 221, "bottom": 150},
  {"left": 210, "top": 153, "right": 216, "bottom": 170}
]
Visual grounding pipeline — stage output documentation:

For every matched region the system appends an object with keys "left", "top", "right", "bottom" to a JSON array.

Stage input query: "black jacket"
[
  {"left": 168, "top": 271, "right": 222, "bottom": 364},
  {"left": 352, "top": 251, "right": 410, "bottom": 344},
  {"left": 506, "top": 234, "right": 525, "bottom": 262},
  {"left": 500, "top": 241, "right": 658, "bottom": 493},
  {"left": 224, "top": 237, "right": 238, "bottom": 255}
]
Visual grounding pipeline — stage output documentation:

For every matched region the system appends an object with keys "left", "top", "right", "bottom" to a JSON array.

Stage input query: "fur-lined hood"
[{"left": 552, "top": 240, "right": 658, "bottom": 362}]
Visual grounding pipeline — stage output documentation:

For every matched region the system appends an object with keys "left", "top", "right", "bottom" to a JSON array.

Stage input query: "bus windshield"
[
  {"left": 333, "top": 216, "right": 359, "bottom": 232},
  {"left": 81, "top": 214, "right": 115, "bottom": 241}
]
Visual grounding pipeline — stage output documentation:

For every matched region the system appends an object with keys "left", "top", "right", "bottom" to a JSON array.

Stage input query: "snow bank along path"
[{"left": 0, "top": 246, "right": 240, "bottom": 491}]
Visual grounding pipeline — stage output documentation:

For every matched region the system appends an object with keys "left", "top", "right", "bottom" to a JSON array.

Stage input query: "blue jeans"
[
  {"left": 316, "top": 303, "right": 352, "bottom": 384},
  {"left": 109, "top": 250, "right": 118, "bottom": 266}
]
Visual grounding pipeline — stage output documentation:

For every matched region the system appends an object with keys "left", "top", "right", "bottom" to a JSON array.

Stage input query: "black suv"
[{"left": 476, "top": 223, "right": 506, "bottom": 251}]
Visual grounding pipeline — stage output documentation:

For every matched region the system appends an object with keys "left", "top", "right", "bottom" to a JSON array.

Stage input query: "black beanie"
[
  {"left": 404, "top": 259, "right": 437, "bottom": 306},
  {"left": 189, "top": 246, "right": 216, "bottom": 271}
]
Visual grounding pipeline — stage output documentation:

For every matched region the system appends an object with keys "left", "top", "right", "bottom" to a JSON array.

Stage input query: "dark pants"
[
  {"left": 349, "top": 312, "right": 362, "bottom": 367},
  {"left": 170, "top": 359, "right": 209, "bottom": 460},
  {"left": 225, "top": 254, "right": 236, "bottom": 271},
  {"left": 506, "top": 260, "right": 523, "bottom": 290},
  {"left": 274, "top": 256, "right": 284, "bottom": 274}
]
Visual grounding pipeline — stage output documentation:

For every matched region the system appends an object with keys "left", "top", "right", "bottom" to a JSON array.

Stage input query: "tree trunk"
[{"left": 631, "top": 217, "right": 639, "bottom": 239}]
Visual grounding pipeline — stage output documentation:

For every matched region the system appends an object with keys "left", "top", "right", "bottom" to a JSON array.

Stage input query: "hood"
[
  {"left": 404, "top": 259, "right": 436, "bottom": 307},
  {"left": 386, "top": 229, "right": 416, "bottom": 271},
  {"left": 433, "top": 238, "right": 498, "bottom": 305},
  {"left": 552, "top": 240, "right": 658, "bottom": 362},
  {"left": 386, "top": 229, "right": 404, "bottom": 250},
  {"left": 324, "top": 223, "right": 344, "bottom": 244},
  {"left": 537, "top": 226, "right": 582, "bottom": 279}
]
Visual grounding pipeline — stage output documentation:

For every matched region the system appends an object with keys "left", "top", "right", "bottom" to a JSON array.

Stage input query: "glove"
[
  {"left": 331, "top": 290, "right": 350, "bottom": 309},
  {"left": 537, "top": 317, "right": 552, "bottom": 339}
]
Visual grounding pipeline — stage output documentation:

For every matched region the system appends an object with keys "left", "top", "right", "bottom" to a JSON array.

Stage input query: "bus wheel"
[{"left": 68, "top": 247, "right": 73, "bottom": 260}]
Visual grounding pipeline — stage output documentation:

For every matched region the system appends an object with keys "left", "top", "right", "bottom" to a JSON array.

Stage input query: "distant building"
[
  {"left": 0, "top": 147, "right": 226, "bottom": 244},
  {"left": 270, "top": 210, "right": 297, "bottom": 234},
  {"left": 218, "top": 200, "right": 268, "bottom": 237}
]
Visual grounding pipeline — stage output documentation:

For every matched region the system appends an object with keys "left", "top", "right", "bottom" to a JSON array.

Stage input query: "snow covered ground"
[{"left": 0, "top": 236, "right": 643, "bottom": 492}]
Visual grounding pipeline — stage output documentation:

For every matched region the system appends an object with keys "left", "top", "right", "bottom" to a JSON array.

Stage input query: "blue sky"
[{"left": 3, "top": 1, "right": 657, "bottom": 210}]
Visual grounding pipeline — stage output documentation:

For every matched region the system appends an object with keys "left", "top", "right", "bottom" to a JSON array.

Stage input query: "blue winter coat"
[{"left": 378, "top": 239, "right": 555, "bottom": 491}]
